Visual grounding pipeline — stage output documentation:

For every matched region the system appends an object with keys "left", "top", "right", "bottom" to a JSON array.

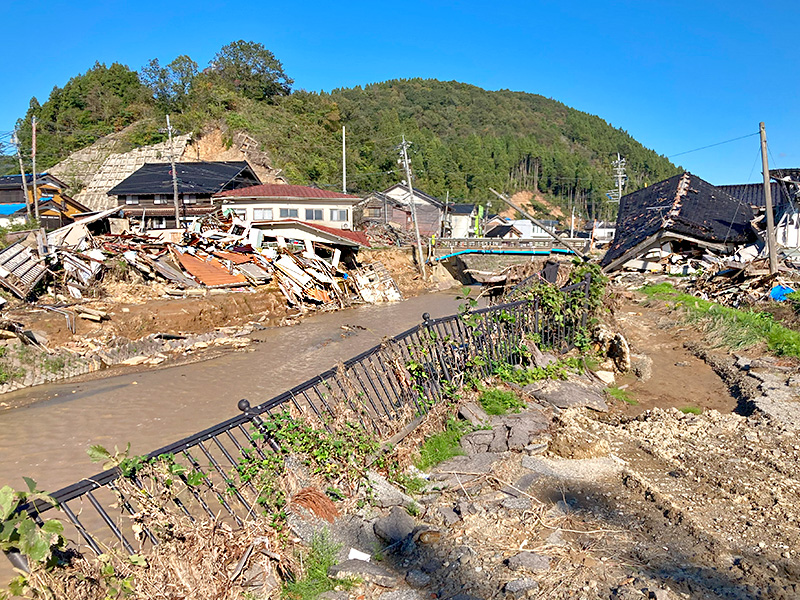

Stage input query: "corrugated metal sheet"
[
  {"left": 0, "top": 241, "right": 49, "bottom": 298},
  {"left": 175, "top": 252, "right": 248, "bottom": 288}
]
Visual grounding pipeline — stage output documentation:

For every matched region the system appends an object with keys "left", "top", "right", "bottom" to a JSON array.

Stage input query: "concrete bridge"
[{"left": 429, "top": 237, "right": 589, "bottom": 282}]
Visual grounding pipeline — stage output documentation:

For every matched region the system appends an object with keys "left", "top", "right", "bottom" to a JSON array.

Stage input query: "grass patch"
[
  {"left": 415, "top": 418, "right": 469, "bottom": 470},
  {"left": 679, "top": 405, "right": 702, "bottom": 415},
  {"left": 493, "top": 357, "right": 583, "bottom": 385},
  {"left": 606, "top": 386, "right": 638, "bottom": 405},
  {"left": 478, "top": 388, "right": 525, "bottom": 416},
  {"left": 283, "top": 529, "right": 348, "bottom": 600},
  {"left": 642, "top": 283, "right": 800, "bottom": 357}
]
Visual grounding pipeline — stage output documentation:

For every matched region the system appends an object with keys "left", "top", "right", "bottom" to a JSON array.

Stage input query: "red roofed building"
[{"left": 214, "top": 184, "right": 362, "bottom": 230}]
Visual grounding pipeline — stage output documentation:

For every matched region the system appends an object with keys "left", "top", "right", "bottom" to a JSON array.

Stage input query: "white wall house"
[{"left": 215, "top": 184, "right": 361, "bottom": 230}]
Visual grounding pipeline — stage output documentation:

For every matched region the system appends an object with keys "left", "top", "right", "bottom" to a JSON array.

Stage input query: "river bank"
[{"left": 0, "top": 247, "right": 453, "bottom": 399}]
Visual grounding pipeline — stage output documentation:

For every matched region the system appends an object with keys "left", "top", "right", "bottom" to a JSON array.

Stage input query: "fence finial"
[
  {"left": 422, "top": 312, "right": 431, "bottom": 323},
  {"left": 237, "top": 399, "right": 251, "bottom": 413}
]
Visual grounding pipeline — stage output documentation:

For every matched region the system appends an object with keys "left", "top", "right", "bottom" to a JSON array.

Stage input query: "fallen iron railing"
[{"left": 7, "top": 274, "right": 591, "bottom": 570}]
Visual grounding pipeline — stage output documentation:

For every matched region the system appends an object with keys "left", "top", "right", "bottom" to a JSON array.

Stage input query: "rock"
[
  {"left": 594, "top": 370, "right": 616, "bottom": 385},
  {"left": 524, "top": 380, "right": 608, "bottom": 412},
  {"left": 532, "top": 352, "right": 558, "bottom": 369},
  {"left": 420, "top": 558, "right": 443, "bottom": 573},
  {"left": 430, "top": 453, "right": 501, "bottom": 483},
  {"left": 489, "top": 428, "right": 509, "bottom": 453},
  {"left": 630, "top": 353, "right": 653, "bottom": 381},
  {"left": 120, "top": 355, "right": 149, "bottom": 366},
  {"left": 319, "top": 592, "right": 349, "bottom": 600},
  {"left": 501, "top": 496, "right": 531, "bottom": 511},
  {"left": 328, "top": 558, "right": 399, "bottom": 587},
  {"left": 379, "top": 591, "right": 424, "bottom": 600},
  {"left": 546, "top": 528, "right": 567, "bottom": 546},
  {"left": 374, "top": 506, "right": 416, "bottom": 544},
  {"left": 502, "top": 411, "right": 550, "bottom": 450},
  {"left": 405, "top": 568, "right": 431, "bottom": 588},
  {"left": 608, "top": 332, "right": 631, "bottom": 372},
  {"left": 367, "top": 471, "right": 415, "bottom": 508},
  {"left": 438, "top": 506, "right": 460, "bottom": 526},
  {"left": 650, "top": 591, "right": 670, "bottom": 600},
  {"left": 506, "top": 552, "right": 551, "bottom": 572},
  {"left": 500, "top": 473, "right": 537, "bottom": 497},
  {"left": 459, "top": 430, "right": 494, "bottom": 456},
  {"left": 521, "top": 455, "right": 621, "bottom": 482},
  {"left": 505, "top": 578, "right": 540, "bottom": 597},
  {"left": 459, "top": 402, "right": 490, "bottom": 427},
  {"left": 549, "top": 423, "right": 610, "bottom": 459}
]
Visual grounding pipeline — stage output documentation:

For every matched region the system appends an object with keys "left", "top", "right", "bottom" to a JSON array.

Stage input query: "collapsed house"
[
  {"left": 0, "top": 208, "right": 402, "bottom": 315},
  {"left": 601, "top": 172, "right": 755, "bottom": 273}
]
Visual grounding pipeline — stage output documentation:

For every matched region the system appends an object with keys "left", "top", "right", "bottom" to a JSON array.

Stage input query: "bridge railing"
[
  {"left": 435, "top": 237, "right": 587, "bottom": 250},
  {"left": 8, "top": 274, "right": 591, "bottom": 570}
]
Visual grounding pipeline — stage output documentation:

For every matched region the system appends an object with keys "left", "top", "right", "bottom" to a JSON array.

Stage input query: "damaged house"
[
  {"left": 601, "top": 172, "right": 755, "bottom": 272},
  {"left": 358, "top": 184, "right": 444, "bottom": 236},
  {"left": 107, "top": 161, "right": 261, "bottom": 230}
]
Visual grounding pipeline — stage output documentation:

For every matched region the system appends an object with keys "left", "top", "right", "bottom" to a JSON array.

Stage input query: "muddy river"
[{"left": 0, "top": 290, "right": 468, "bottom": 495}]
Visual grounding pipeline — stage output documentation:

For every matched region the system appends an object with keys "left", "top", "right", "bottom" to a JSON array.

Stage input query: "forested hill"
[{"left": 9, "top": 47, "right": 680, "bottom": 215}]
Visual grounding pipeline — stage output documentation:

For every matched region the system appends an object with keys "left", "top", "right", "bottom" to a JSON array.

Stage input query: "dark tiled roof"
[
  {"left": 108, "top": 162, "right": 258, "bottom": 196},
  {"left": 0, "top": 173, "right": 67, "bottom": 191},
  {"left": 718, "top": 182, "right": 792, "bottom": 209},
  {"left": 601, "top": 172, "right": 755, "bottom": 267},
  {"left": 485, "top": 224, "right": 518, "bottom": 238},
  {"left": 217, "top": 183, "right": 360, "bottom": 200},
  {"left": 447, "top": 203, "right": 476, "bottom": 215}
]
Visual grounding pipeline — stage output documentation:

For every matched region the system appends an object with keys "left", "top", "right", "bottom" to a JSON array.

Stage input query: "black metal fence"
[{"left": 8, "top": 275, "right": 591, "bottom": 569}]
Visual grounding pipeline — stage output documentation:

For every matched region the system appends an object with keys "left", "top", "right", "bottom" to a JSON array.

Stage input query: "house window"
[
  {"left": 124, "top": 196, "right": 139, "bottom": 205},
  {"left": 330, "top": 209, "right": 348, "bottom": 222},
  {"left": 365, "top": 207, "right": 381, "bottom": 218},
  {"left": 148, "top": 217, "right": 167, "bottom": 229},
  {"left": 253, "top": 208, "right": 273, "bottom": 220},
  {"left": 279, "top": 208, "right": 298, "bottom": 218},
  {"left": 231, "top": 208, "right": 247, "bottom": 220},
  {"left": 153, "top": 194, "right": 168, "bottom": 205},
  {"left": 183, "top": 194, "right": 197, "bottom": 205},
  {"left": 305, "top": 208, "right": 323, "bottom": 221}
]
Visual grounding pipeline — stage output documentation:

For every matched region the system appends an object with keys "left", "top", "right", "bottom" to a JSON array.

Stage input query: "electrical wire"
[{"left": 668, "top": 132, "right": 759, "bottom": 158}]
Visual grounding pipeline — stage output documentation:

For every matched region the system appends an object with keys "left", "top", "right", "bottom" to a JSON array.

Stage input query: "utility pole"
[
  {"left": 489, "top": 188, "right": 589, "bottom": 260},
  {"left": 760, "top": 122, "right": 778, "bottom": 275},
  {"left": 342, "top": 126, "right": 347, "bottom": 193},
  {"left": 31, "top": 117, "right": 39, "bottom": 220},
  {"left": 166, "top": 115, "right": 181, "bottom": 228},
  {"left": 606, "top": 153, "right": 627, "bottom": 205},
  {"left": 399, "top": 136, "right": 426, "bottom": 279},
  {"left": 12, "top": 132, "right": 31, "bottom": 219}
]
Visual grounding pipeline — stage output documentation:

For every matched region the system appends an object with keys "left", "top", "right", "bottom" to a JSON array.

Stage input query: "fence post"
[
  {"left": 238, "top": 399, "right": 281, "bottom": 453},
  {"left": 581, "top": 273, "right": 592, "bottom": 333}
]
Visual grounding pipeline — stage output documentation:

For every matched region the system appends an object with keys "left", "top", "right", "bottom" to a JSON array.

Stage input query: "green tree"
[
  {"left": 140, "top": 55, "right": 198, "bottom": 112},
  {"left": 210, "top": 40, "right": 293, "bottom": 101}
]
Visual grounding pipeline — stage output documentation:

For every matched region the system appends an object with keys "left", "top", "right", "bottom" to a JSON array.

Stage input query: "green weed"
[
  {"left": 415, "top": 418, "right": 468, "bottom": 470},
  {"left": 606, "top": 386, "right": 638, "bottom": 405},
  {"left": 642, "top": 283, "right": 800, "bottom": 357},
  {"left": 478, "top": 388, "right": 525, "bottom": 416},
  {"left": 679, "top": 405, "right": 702, "bottom": 415},
  {"left": 283, "top": 529, "right": 348, "bottom": 600}
]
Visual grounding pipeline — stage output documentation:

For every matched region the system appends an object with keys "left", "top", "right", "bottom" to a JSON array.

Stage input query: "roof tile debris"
[{"left": 602, "top": 172, "right": 755, "bottom": 271}]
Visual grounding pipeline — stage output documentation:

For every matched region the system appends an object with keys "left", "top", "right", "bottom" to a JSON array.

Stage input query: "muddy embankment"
[{"left": 0, "top": 247, "right": 448, "bottom": 400}]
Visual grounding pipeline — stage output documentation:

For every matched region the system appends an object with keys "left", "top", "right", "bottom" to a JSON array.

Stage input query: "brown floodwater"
[{"left": 0, "top": 290, "right": 469, "bottom": 495}]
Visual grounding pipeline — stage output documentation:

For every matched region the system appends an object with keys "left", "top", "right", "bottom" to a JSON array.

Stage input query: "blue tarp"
[{"left": 0, "top": 204, "right": 27, "bottom": 216}]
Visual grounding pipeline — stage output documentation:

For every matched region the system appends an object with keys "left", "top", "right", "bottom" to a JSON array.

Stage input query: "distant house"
[
  {"left": 601, "top": 172, "right": 755, "bottom": 272},
  {"left": 107, "top": 161, "right": 261, "bottom": 230},
  {"left": 214, "top": 184, "right": 361, "bottom": 230},
  {"left": 444, "top": 203, "right": 477, "bottom": 238},
  {"left": 359, "top": 184, "right": 444, "bottom": 237},
  {"left": 0, "top": 173, "right": 89, "bottom": 230},
  {"left": 484, "top": 217, "right": 523, "bottom": 239}
]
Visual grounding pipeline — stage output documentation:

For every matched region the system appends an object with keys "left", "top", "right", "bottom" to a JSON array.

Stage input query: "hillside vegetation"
[{"left": 9, "top": 41, "right": 681, "bottom": 216}]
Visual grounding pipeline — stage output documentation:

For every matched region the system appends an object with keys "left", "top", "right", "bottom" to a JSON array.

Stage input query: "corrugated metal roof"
[
  {"left": 0, "top": 241, "right": 49, "bottom": 298},
  {"left": 216, "top": 184, "right": 360, "bottom": 200},
  {"left": 175, "top": 252, "right": 248, "bottom": 288}
]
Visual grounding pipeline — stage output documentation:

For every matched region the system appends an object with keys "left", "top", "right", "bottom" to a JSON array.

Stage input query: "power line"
[{"left": 668, "top": 132, "right": 759, "bottom": 158}]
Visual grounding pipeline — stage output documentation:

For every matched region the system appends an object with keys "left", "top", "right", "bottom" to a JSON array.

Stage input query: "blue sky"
[{"left": 3, "top": 0, "right": 797, "bottom": 185}]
